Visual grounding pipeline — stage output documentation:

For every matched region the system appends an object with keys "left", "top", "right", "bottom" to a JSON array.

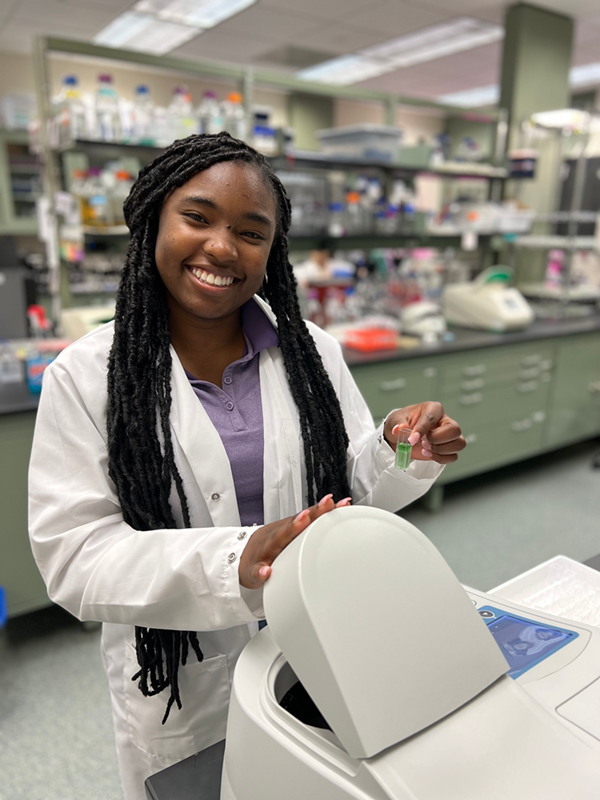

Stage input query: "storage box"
[
  {"left": 317, "top": 125, "right": 403, "bottom": 163},
  {"left": 343, "top": 328, "right": 398, "bottom": 352}
]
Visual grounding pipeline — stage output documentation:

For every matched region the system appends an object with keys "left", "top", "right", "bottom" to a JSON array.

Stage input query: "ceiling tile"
[
  {"left": 173, "top": 29, "right": 273, "bottom": 63},
  {"left": 259, "top": 0, "right": 386, "bottom": 22},
  {"left": 294, "top": 23, "right": 393, "bottom": 56},
  {"left": 214, "top": 5, "right": 323, "bottom": 43},
  {"left": 12, "top": 0, "right": 124, "bottom": 33},
  {"left": 344, "top": 1, "right": 450, "bottom": 36}
]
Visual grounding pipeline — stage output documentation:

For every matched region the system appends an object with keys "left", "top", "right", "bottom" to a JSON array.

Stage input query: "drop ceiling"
[{"left": 0, "top": 0, "right": 599, "bottom": 103}]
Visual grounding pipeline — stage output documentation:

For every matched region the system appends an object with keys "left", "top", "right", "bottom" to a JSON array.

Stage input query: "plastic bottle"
[
  {"left": 328, "top": 203, "right": 346, "bottom": 238},
  {"left": 221, "top": 91, "right": 247, "bottom": 141},
  {"left": 54, "top": 75, "right": 87, "bottom": 144},
  {"left": 167, "top": 85, "right": 196, "bottom": 143},
  {"left": 131, "top": 85, "right": 155, "bottom": 144},
  {"left": 94, "top": 74, "right": 120, "bottom": 142},
  {"left": 81, "top": 168, "right": 112, "bottom": 228},
  {"left": 196, "top": 90, "right": 223, "bottom": 135},
  {"left": 111, "top": 171, "right": 133, "bottom": 225}
]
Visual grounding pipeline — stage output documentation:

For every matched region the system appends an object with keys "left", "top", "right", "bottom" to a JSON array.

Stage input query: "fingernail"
[
  {"left": 422, "top": 449, "right": 433, "bottom": 458},
  {"left": 258, "top": 566, "right": 270, "bottom": 579},
  {"left": 294, "top": 509, "right": 310, "bottom": 524},
  {"left": 336, "top": 497, "right": 352, "bottom": 507},
  {"left": 318, "top": 493, "right": 333, "bottom": 507},
  {"left": 391, "top": 424, "right": 401, "bottom": 436},
  {"left": 408, "top": 432, "right": 420, "bottom": 445}
]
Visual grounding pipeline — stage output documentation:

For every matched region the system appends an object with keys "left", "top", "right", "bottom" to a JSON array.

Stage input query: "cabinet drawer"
[
  {"left": 443, "top": 379, "right": 551, "bottom": 429},
  {"left": 440, "top": 414, "right": 545, "bottom": 483},
  {"left": 350, "top": 361, "right": 439, "bottom": 422},
  {"left": 441, "top": 345, "right": 554, "bottom": 394}
]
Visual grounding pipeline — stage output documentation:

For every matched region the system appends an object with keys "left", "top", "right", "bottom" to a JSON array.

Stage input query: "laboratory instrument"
[
  {"left": 221, "top": 506, "right": 600, "bottom": 800},
  {"left": 400, "top": 301, "right": 447, "bottom": 339},
  {"left": 443, "top": 266, "right": 534, "bottom": 331}
]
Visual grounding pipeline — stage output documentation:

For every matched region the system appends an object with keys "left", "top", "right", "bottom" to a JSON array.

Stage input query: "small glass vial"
[{"left": 395, "top": 427, "right": 413, "bottom": 470}]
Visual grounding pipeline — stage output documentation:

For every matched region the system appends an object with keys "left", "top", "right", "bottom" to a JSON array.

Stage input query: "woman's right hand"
[{"left": 239, "top": 494, "right": 351, "bottom": 589}]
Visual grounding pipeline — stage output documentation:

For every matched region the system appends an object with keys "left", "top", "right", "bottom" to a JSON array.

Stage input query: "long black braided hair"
[{"left": 107, "top": 132, "right": 351, "bottom": 724}]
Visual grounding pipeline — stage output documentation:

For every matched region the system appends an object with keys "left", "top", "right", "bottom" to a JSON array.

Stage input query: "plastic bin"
[
  {"left": 317, "top": 125, "right": 403, "bottom": 163},
  {"left": 343, "top": 328, "right": 398, "bottom": 352}
]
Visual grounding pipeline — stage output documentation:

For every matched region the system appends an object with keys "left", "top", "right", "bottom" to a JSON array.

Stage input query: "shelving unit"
[
  {"left": 30, "top": 35, "right": 508, "bottom": 319},
  {"left": 0, "top": 129, "right": 42, "bottom": 236}
]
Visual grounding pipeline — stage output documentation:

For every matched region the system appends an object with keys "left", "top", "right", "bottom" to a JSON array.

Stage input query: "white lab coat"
[{"left": 29, "top": 296, "right": 441, "bottom": 799}]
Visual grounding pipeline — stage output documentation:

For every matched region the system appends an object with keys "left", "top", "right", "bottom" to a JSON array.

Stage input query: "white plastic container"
[
  {"left": 196, "top": 90, "right": 223, "bottom": 135},
  {"left": 317, "top": 124, "right": 403, "bottom": 162},
  {"left": 94, "top": 74, "right": 120, "bottom": 142},
  {"left": 167, "top": 85, "right": 196, "bottom": 143},
  {"left": 131, "top": 85, "right": 155, "bottom": 144}
]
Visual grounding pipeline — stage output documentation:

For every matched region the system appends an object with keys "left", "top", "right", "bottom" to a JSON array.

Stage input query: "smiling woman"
[{"left": 28, "top": 132, "right": 463, "bottom": 799}]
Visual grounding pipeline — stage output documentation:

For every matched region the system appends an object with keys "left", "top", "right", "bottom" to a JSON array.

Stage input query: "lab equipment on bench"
[
  {"left": 59, "top": 304, "right": 115, "bottom": 340},
  {"left": 443, "top": 266, "right": 534, "bottom": 332},
  {"left": 400, "top": 300, "right": 447, "bottom": 339},
  {"left": 221, "top": 506, "right": 600, "bottom": 800}
]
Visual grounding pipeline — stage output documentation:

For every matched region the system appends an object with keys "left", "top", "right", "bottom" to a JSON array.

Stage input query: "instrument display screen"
[{"left": 478, "top": 606, "right": 578, "bottom": 679}]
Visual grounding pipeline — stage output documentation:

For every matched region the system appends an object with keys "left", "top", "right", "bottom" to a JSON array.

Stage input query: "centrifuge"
[{"left": 221, "top": 506, "right": 600, "bottom": 800}]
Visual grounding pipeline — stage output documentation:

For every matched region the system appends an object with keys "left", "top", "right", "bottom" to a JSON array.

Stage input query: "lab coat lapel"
[
  {"left": 260, "top": 347, "right": 303, "bottom": 523},
  {"left": 168, "top": 345, "right": 241, "bottom": 527}
]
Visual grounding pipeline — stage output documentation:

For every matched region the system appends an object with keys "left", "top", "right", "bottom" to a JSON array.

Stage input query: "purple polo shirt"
[{"left": 186, "top": 300, "right": 279, "bottom": 527}]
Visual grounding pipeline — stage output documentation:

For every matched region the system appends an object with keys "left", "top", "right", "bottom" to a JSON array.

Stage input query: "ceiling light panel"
[
  {"left": 437, "top": 85, "right": 500, "bottom": 108},
  {"left": 297, "top": 16, "right": 504, "bottom": 86},
  {"left": 93, "top": 12, "right": 199, "bottom": 54},
  {"left": 362, "top": 17, "right": 503, "bottom": 68},
  {"left": 134, "top": 0, "right": 256, "bottom": 29},
  {"left": 570, "top": 62, "right": 600, "bottom": 86},
  {"left": 297, "top": 55, "right": 390, "bottom": 86}
]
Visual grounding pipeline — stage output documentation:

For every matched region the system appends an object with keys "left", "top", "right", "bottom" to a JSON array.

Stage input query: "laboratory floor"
[{"left": 1, "top": 438, "right": 599, "bottom": 800}]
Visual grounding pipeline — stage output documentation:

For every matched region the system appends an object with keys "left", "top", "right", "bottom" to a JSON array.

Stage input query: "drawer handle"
[
  {"left": 511, "top": 419, "right": 533, "bottom": 432},
  {"left": 517, "top": 381, "right": 538, "bottom": 393},
  {"left": 532, "top": 411, "right": 546, "bottom": 423},
  {"left": 461, "top": 378, "right": 485, "bottom": 391},
  {"left": 465, "top": 433, "right": 478, "bottom": 445},
  {"left": 460, "top": 392, "right": 483, "bottom": 405},
  {"left": 423, "top": 367, "right": 437, "bottom": 378},
  {"left": 540, "top": 359, "right": 553, "bottom": 371},
  {"left": 589, "top": 381, "right": 600, "bottom": 394},
  {"left": 519, "top": 368, "right": 540, "bottom": 380},
  {"left": 522, "top": 354, "right": 541, "bottom": 366},
  {"left": 462, "top": 364, "right": 486, "bottom": 377},
  {"left": 379, "top": 378, "right": 407, "bottom": 391}
]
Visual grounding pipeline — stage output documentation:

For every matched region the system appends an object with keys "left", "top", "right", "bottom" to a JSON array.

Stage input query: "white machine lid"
[{"left": 263, "top": 506, "right": 509, "bottom": 760}]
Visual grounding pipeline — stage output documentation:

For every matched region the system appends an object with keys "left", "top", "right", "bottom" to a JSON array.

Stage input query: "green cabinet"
[
  {"left": 350, "top": 359, "right": 440, "bottom": 425},
  {"left": 0, "top": 411, "right": 49, "bottom": 616},
  {"left": 546, "top": 334, "right": 600, "bottom": 447},
  {"left": 348, "top": 329, "right": 600, "bottom": 491}
]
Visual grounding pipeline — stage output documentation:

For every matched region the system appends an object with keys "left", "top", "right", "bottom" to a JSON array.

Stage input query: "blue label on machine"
[{"left": 478, "top": 605, "right": 578, "bottom": 679}]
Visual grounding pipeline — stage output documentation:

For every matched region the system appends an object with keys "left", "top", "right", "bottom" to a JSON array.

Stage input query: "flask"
[
  {"left": 221, "top": 91, "right": 247, "bottom": 140},
  {"left": 196, "top": 90, "right": 223, "bottom": 135},
  {"left": 131, "top": 85, "right": 155, "bottom": 144},
  {"left": 81, "top": 168, "right": 112, "bottom": 228},
  {"left": 167, "top": 85, "right": 196, "bottom": 143},
  {"left": 94, "top": 74, "right": 120, "bottom": 142},
  {"left": 54, "top": 75, "right": 87, "bottom": 144}
]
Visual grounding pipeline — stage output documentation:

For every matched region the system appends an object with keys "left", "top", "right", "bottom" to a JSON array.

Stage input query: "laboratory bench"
[{"left": 1, "top": 313, "right": 599, "bottom": 618}]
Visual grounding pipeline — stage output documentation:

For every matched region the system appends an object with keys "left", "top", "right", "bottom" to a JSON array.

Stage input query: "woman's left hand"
[{"left": 383, "top": 402, "right": 466, "bottom": 464}]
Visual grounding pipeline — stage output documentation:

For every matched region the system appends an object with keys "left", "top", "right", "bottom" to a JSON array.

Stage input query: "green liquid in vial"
[{"left": 395, "top": 441, "right": 412, "bottom": 470}]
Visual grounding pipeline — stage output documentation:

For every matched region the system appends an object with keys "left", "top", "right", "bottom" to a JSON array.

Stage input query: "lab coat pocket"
[{"left": 123, "top": 643, "right": 230, "bottom": 760}]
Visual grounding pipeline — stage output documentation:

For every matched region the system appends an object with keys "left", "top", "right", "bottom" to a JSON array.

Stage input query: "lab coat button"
[
  {"left": 223, "top": 376, "right": 232, "bottom": 385},
  {"left": 211, "top": 492, "right": 220, "bottom": 501},
  {"left": 227, "top": 553, "right": 237, "bottom": 564},
  {"left": 226, "top": 401, "right": 234, "bottom": 411},
  {"left": 237, "top": 531, "right": 247, "bottom": 540}
]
